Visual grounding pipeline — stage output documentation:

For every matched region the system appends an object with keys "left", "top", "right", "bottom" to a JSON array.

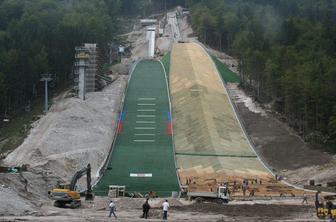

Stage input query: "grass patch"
[
  {"left": 161, "top": 52, "right": 171, "bottom": 79},
  {"left": 0, "top": 98, "right": 44, "bottom": 154},
  {"left": 212, "top": 56, "right": 240, "bottom": 83}
]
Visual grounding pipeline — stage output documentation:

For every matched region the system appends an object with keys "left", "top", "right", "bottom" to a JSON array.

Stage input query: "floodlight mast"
[{"left": 40, "top": 73, "right": 52, "bottom": 113}]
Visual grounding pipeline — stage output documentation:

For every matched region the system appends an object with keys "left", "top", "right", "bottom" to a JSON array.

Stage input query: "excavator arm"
[{"left": 69, "top": 163, "right": 93, "bottom": 200}]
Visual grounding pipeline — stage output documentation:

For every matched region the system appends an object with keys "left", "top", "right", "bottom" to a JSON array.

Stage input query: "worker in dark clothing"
[
  {"left": 242, "top": 180, "right": 248, "bottom": 197},
  {"left": 315, "top": 191, "right": 321, "bottom": 209},
  {"left": 20, "top": 173, "right": 28, "bottom": 192},
  {"left": 142, "top": 199, "right": 151, "bottom": 219},
  {"left": 249, "top": 188, "right": 255, "bottom": 197},
  {"left": 326, "top": 200, "right": 334, "bottom": 218},
  {"left": 24, "top": 178, "right": 28, "bottom": 191}
]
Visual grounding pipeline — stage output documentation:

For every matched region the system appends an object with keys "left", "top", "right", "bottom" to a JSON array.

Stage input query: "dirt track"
[
  {"left": 174, "top": 202, "right": 317, "bottom": 221},
  {"left": 0, "top": 198, "right": 321, "bottom": 222}
]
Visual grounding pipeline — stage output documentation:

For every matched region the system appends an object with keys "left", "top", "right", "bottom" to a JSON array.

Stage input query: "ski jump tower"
[
  {"left": 147, "top": 26, "right": 156, "bottom": 58},
  {"left": 141, "top": 19, "right": 157, "bottom": 58}
]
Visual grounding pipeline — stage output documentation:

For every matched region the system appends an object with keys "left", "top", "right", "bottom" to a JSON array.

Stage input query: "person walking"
[
  {"left": 142, "top": 199, "right": 151, "bottom": 219},
  {"left": 315, "top": 191, "right": 321, "bottom": 209},
  {"left": 242, "top": 180, "right": 248, "bottom": 197},
  {"left": 162, "top": 199, "right": 169, "bottom": 220},
  {"left": 108, "top": 200, "right": 117, "bottom": 219},
  {"left": 302, "top": 193, "right": 308, "bottom": 204}
]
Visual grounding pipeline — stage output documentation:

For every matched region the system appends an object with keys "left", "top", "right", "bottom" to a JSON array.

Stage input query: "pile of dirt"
[
  {"left": 0, "top": 185, "right": 36, "bottom": 216},
  {"left": 3, "top": 76, "right": 127, "bottom": 189},
  {"left": 0, "top": 169, "right": 61, "bottom": 216}
]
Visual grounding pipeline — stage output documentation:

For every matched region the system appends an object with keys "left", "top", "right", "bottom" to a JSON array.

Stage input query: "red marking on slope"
[
  {"left": 167, "top": 122, "right": 173, "bottom": 135},
  {"left": 117, "top": 122, "right": 123, "bottom": 134}
]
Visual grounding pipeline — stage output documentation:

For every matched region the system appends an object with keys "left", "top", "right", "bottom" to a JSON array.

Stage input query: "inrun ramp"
[
  {"left": 95, "top": 60, "right": 179, "bottom": 196},
  {"left": 170, "top": 43, "right": 303, "bottom": 196}
]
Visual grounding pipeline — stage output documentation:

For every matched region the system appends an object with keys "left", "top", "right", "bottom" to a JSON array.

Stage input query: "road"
[{"left": 167, "top": 11, "right": 181, "bottom": 42}]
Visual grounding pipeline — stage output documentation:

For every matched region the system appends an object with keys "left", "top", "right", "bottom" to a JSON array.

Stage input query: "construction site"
[{"left": 0, "top": 7, "right": 336, "bottom": 222}]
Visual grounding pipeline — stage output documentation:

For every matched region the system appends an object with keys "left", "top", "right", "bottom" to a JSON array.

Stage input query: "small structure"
[
  {"left": 108, "top": 185, "right": 126, "bottom": 198},
  {"left": 118, "top": 45, "right": 125, "bottom": 54},
  {"left": 159, "top": 28, "right": 164, "bottom": 37},
  {"left": 140, "top": 19, "right": 157, "bottom": 26}
]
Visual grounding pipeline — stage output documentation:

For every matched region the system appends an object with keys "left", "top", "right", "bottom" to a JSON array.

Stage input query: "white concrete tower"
[{"left": 147, "top": 27, "right": 156, "bottom": 58}]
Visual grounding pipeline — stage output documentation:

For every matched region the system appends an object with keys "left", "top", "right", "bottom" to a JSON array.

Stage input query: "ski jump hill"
[{"left": 95, "top": 43, "right": 305, "bottom": 197}]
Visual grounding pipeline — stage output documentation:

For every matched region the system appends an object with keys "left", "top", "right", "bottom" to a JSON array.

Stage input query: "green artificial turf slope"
[{"left": 94, "top": 60, "right": 179, "bottom": 197}]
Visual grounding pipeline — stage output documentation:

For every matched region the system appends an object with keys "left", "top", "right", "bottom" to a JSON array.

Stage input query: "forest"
[
  {"left": 186, "top": 0, "right": 336, "bottom": 150},
  {"left": 0, "top": 0, "right": 181, "bottom": 124}
]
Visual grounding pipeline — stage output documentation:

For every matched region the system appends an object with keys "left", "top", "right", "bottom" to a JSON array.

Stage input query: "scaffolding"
[{"left": 74, "top": 43, "right": 98, "bottom": 99}]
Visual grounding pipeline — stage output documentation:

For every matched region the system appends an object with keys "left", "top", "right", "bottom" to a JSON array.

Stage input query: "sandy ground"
[
  {"left": 3, "top": 76, "right": 127, "bottom": 183},
  {"left": 0, "top": 197, "right": 323, "bottom": 222},
  {"left": 0, "top": 169, "right": 58, "bottom": 216},
  {"left": 0, "top": 76, "right": 127, "bottom": 216}
]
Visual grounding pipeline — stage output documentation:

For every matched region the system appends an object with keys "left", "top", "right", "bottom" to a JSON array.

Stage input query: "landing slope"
[
  {"left": 170, "top": 43, "right": 301, "bottom": 195},
  {"left": 95, "top": 60, "right": 179, "bottom": 196}
]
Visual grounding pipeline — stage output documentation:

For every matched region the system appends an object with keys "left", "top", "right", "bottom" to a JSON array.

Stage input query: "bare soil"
[
  {"left": 231, "top": 86, "right": 331, "bottom": 170},
  {"left": 174, "top": 202, "right": 317, "bottom": 221},
  {"left": 0, "top": 197, "right": 321, "bottom": 222},
  {"left": 227, "top": 83, "right": 336, "bottom": 186}
]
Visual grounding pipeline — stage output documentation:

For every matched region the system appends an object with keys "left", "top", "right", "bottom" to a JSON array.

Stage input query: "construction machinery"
[
  {"left": 316, "top": 195, "right": 336, "bottom": 219},
  {"left": 49, "top": 164, "right": 94, "bottom": 208}
]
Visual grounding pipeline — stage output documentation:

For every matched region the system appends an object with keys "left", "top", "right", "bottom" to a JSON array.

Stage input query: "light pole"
[{"left": 40, "top": 73, "right": 53, "bottom": 113}]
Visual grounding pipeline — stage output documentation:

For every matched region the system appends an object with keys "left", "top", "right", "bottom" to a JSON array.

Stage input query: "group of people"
[
  {"left": 241, "top": 179, "right": 257, "bottom": 197},
  {"left": 108, "top": 199, "right": 170, "bottom": 220}
]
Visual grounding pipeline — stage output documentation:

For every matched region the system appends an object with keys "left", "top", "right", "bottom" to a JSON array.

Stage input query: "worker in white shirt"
[
  {"left": 108, "top": 200, "right": 117, "bottom": 219},
  {"left": 162, "top": 199, "right": 170, "bottom": 220}
]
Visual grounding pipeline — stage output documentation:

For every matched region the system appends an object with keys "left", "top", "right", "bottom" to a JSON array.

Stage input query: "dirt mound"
[
  {"left": 0, "top": 169, "right": 60, "bottom": 216},
  {"left": 3, "top": 77, "right": 127, "bottom": 188}
]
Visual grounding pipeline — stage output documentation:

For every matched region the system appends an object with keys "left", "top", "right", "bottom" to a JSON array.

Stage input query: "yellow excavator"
[
  {"left": 316, "top": 194, "right": 336, "bottom": 219},
  {"left": 49, "top": 164, "right": 94, "bottom": 208}
]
